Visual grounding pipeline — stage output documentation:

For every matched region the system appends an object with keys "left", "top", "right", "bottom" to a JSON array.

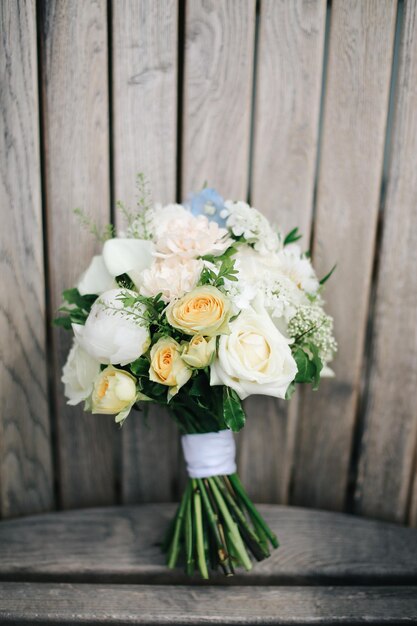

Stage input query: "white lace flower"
[
  {"left": 140, "top": 257, "right": 204, "bottom": 303},
  {"left": 276, "top": 244, "right": 319, "bottom": 295},
  {"left": 221, "top": 201, "right": 282, "bottom": 255},
  {"left": 153, "top": 204, "right": 232, "bottom": 259}
]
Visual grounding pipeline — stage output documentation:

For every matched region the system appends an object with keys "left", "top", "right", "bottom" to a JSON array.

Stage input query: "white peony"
[
  {"left": 153, "top": 204, "right": 232, "bottom": 259},
  {"left": 222, "top": 201, "right": 281, "bottom": 255},
  {"left": 210, "top": 304, "right": 297, "bottom": 400},
  {"left": 140, "top": 257, "right": 204, "bottom": 303},
  {"left": 73, "top": 288, "right": 150, "bottom": 366},
  {"left": 62, "top": 340, "right": 101, "bottom": 405},
  {"left": 276, "top": 244, "right": 319, "bottom": 295},
  {"left": 77, "top": 238, "right": 154, "bottom": 296}
]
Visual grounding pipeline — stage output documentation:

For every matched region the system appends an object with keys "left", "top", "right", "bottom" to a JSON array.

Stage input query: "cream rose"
[
  {"left": 181, "top": 335, "right": 216, "bottom": 369},
  {"left": 149, "top": 337, "right": 192, "bottom": 399},
  {"left": 166, "top": 285, "right": 231, "bottom": 337},
  {"left": 62, "top": 340, "right": 101, "bottom": 405},
  {"left": 210, "top": 305, "right": 297, "bottom": 400},
  {"left": 91, "top": 366, "right": 137, "bottom": 423}
]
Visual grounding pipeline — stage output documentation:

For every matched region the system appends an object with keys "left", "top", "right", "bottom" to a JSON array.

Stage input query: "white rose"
[
  {"left": 210, "top": 305, "right": 297, "bottom": 400},
  {"left": 73, "top": 288, "right": 150, "bottom": 366},
  {"left": 77, "top": 238, "right": 154, "bottom": 295},
  {"left": 140, "top": 257, "right": 204, "bottom": 303},
  {"left": 62, "top": 340, "right": 101, "bottom": 405},
  {"left": 153, "top": 204, "right": 232, "bottom": 259}
]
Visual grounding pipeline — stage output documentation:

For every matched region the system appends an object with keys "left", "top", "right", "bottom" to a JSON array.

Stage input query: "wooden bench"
[
  {"left": 2, "top": 1, "right": 417, "bottom": 624},
  {"left": 0, "top": 504, "right": 416, "bottom": 623}
]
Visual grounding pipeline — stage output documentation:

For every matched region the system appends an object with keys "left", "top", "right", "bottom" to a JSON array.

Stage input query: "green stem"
[
  {"left": 167, "top": 482, "right": 190, "bottom": 568},
  {"left": 229, "top": 473, "right": 279, "bottom": 548},
  {"left": 197, "top": 478, "right": 233, "bottom": 576},
  {"left": 192, "top": 479, "right": 209, "bottom": 579},
  {"left": 207, "top": 477, "right": 252, "bottom": 571},
  {"left": 185, "top": 484, "right": 194, "bottom": 575},
  {"left": 213, "top": 476, "right": 270, "bottom": 560}
]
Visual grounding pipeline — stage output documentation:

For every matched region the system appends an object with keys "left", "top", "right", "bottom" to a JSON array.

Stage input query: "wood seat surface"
[{"left": 0, "top": 504, "right": 416, "bottom": 624}]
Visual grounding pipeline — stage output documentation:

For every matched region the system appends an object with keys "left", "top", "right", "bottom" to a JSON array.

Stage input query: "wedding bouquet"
[{"left": 56, "top": 175, "right": 336, "bottom": 579}]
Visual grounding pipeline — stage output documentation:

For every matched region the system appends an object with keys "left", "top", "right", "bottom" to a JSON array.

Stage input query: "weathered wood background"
[{"left": 1, "top": 0, "right": 416, "bottom": 526}]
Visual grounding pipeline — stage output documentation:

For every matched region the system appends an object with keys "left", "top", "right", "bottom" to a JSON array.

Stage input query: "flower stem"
[
  {"left": 192, "top": 479, "right": 209, "bottom": 579},
  {"left": 207, "top": 477, "right": 252, "bottom": 571},
  {"left": 197, "top": 478, "right": 233, "bottom": 576},
  {"left": 213, "top": 476, "right": 270, "bottom": 560},
  {"left": 167, "top": 482, "right": 190, "bottom": 568},
  {"left": 229, "top": 473, "right": 279, "bottom": 548},
  {"left": 185, "top": 484, "right": 194, "bottom": 575}
]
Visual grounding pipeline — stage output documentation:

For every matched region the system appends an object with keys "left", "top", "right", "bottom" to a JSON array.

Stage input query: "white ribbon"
[{"left": 181, "top": 430, "right": 236, "bottom": 478}]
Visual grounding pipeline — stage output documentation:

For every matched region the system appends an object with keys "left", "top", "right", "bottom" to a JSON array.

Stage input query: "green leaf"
[
  {"left": 293, "top": 345, "right": 323, "bottom": 390},
  {"left": 116, "top": 273, "right": 135, "bottom": 290},
  {"left": 53, "top": 316, "right": 72, "bottom": 330},
  {"left": 285, "top": 381, "right": 296, "bottom": 400},
  {"left": 319, "top": 263, "right": 337, "bottom": 285},
  {"left": 223, "top": 387, "right": 246, "bottom": 432},
  {"left": 284, "top": 227, "right": 303, "bottom": 246},
  {"left": 129, "top": 356, "right": 150, "bottom": 377}
]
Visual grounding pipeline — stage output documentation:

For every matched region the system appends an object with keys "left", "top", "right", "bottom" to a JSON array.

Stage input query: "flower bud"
[
  {"left": 181, "top": 335, "right": 216, "bottom": 369},
  {"left": 92, "top": 367, "right": 137, "bottom": 415}
]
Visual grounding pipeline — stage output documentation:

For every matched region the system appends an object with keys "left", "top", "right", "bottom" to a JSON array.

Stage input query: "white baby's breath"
[{"left": 222, "top": 200, "right": 282, "bottom": 255}]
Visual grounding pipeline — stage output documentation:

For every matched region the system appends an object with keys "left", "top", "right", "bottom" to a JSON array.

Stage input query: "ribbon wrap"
[{"left": 181, "top": 430, "right": 236, "bottom": 478}]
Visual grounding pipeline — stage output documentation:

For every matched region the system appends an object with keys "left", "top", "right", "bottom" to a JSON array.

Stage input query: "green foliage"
[
  {"left": 319, "top": 263, "right": 337, "bottom": 285},
  {"left": 53, "top": 288, "right": 97, "bottom": 329},
  {"left": 223, "top": 387, "right": 246, "bottom": 432},
  {"left": 284, "top": 227, "right": 302, "bottom": 246},
  {"left": 199, "top": 247, "right": 239, "bottom": 288},
  {"left": 293, "top": 343, "right": 323, "bottom": 390},
  {"left": 117, "top": 173, "right": 154, "bottom": 240},
  {"left": 115, "top": 273, "right": 136, "bottom": 290},
  {"left": 73, "top": 207, "right": 114, "bottom": 243}
]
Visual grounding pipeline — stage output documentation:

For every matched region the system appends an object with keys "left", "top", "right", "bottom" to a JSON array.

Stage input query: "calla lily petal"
[
  {"left": 103, "top": 238, "right": 154, "bottom": 286},
  {"left": 77, "top": 255, "right": 117, "bottom": 296}
]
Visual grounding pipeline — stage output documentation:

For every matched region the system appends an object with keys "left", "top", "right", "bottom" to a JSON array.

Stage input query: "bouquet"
[{"left": 56, "top": 175, "right": 337, "bottom": 579}]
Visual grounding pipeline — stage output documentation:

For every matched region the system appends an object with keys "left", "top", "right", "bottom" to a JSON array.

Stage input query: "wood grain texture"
[
  {"left": 251, "top": 0, "right": 326, "bottom": 235},
  {"left": 1, "top": 583, "right": 417, "bottom": 624},
  {"left": 354, "top": 0, "right": 417, "bottom": 524},
  {"left": 40, "top": 0, "right": 116, "bottom": 508},
  {"left": 182, "top": 0, "right": 256, "bottom": 198},
  {"left": 0, "top": 0, "right": 54, "bottom": 517},
  {"left": 239, "top": 0, "right": 327, "bottom": 504},
  {"left": 291, "top": 0, "right": 397, "bottom": 510},
  {"left": 0, "top": 504, "right": 416, "bottom": 584},
  {"left": 111, "top": 0, "right": 179, "bottom": 503}
]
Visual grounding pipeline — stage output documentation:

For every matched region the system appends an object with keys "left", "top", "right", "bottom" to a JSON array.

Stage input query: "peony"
[
  {"left": 181, "top": 335, "right": 216, "bottom": 369},
  {"left": 140, "top": 257, "right": 204, "bottom": 303},
  {"left": 62, "top": 340, "right": 101, "bottom": 405},
  {"left": 91, "top": 366, "right": 137, "bottom": 422},
  {"left": 149, "top": 337, "right": 192, "bottom": 399},
  {"left": 210, "top": 304, "right": 297, "bottom": 400},
  {"left": 153, "top": 204, "right": 232, "bottom": 259},
  {"left": 73, "top": 289, "right": 150, "bottom": 366},
  {"left": 166, "top": 285, "right": 231, "bottom": 337},
  {"left": 77, "top": 238, "right": 154, "bottom": 295}
]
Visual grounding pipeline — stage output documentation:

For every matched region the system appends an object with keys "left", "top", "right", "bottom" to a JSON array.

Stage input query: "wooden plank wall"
[{"left": 0, "top": 0, "right": 416, "bottom": 527}]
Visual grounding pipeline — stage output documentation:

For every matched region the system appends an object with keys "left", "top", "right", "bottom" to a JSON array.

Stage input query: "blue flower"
[{"left": 186, "top": 188, "right": 227, "bottom": 227}]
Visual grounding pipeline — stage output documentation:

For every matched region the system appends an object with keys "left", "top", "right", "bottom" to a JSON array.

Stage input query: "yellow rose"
[
  {"left": 92, "top": 367, "right": 137, "bottom": 422},
  {"left": 166, "top": 285, "right": 231, "bottom": 337},
  {"left": 181, "top": 335, "right": 216, "bottom": 369},
  {"left": 149, "top": 337, "right": 192, "bottom": 399}
]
